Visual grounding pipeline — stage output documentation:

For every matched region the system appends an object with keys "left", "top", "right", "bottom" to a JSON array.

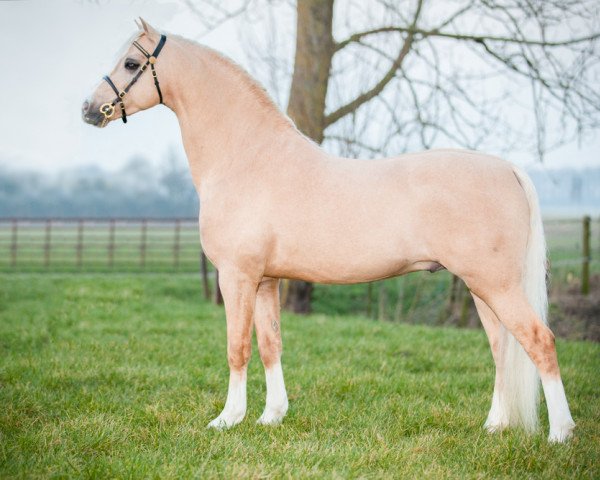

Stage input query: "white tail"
[{"left": 499, "top": 167, "right": 548, "bottom": 432}]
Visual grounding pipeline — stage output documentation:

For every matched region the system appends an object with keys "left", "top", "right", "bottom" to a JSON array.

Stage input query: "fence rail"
[
  {"left": 0, "top": 218, "right": 205, "bottom": 272},
  {"left": 0, "top": 216, "right": 597, "bottom": 296}
]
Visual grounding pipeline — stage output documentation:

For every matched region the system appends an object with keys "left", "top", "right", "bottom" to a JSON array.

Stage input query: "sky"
[
  {"left": 0, "top": 0, "right": 243, "bottom": 175},
  {"left": 0, "top": 0, "right": 598, "bottom": 175}
]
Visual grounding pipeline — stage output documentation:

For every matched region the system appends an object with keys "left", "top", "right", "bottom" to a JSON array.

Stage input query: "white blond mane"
[{"left": 175, "top": 35, "right": 294, "bottom": 129}]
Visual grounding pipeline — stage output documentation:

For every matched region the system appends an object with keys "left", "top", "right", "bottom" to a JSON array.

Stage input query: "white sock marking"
[
  {"left": 257, "top": 362, "right": 288, "bottom": 425},
  {"left": 485, "top": 387, "right": 509, "bottom": 432},
  {"left": 207, "top": 369, "right": 247, "bottom": 429},
  {"left": 542, "top": 378, "right": 575, "bottom": 442}
]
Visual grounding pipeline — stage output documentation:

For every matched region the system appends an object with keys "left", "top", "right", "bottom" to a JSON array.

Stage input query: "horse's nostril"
[{"left": 82, "top": 101, "right": 90, "bottom": 113}]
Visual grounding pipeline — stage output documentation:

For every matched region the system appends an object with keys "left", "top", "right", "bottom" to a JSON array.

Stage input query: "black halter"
[{"left": 99, "top": 34, "right": 167, "bottom": 126}]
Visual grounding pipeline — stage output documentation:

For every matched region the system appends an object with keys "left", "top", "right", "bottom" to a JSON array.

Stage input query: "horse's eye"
[{"left": 124, "top": 61, "right": 140, "bottom": 72}]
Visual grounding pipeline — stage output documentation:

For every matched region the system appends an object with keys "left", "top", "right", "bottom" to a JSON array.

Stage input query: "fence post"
[
  {"left": 76, "top": 219, "right": 84, "bottom": 269},
  {"left": 140, "top": 219, "right": 147, "bottom": 269},
  {"left": 44, "top": 219, "right": 52, "bottom": 268},
  {"left": 10, "top": 219, "right": 18, "bottom": 269},
  {"left": 582, "top": 215, "right": 591, "bottom": 295},
  {"left": 173, "top": 219, "right": 181, "bottom": 269},
  {"left": 108, "top": 219, "right": 115, "bottom": 269},
  {"left": 200, "top": 251, "right": 210, "bottom": 300}
]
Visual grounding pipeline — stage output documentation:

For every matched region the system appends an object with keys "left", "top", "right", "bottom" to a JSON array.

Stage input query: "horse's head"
[{"left": 82, "top": 18, "right": 167, "bottom": 127}]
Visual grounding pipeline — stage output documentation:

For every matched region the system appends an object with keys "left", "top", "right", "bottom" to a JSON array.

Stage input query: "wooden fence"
[
  {"left": 0, "top": 218, "right": 214, "bottom": 301},
  {"left": 0, "top": 216, "right": 597, "bottom": 300}
]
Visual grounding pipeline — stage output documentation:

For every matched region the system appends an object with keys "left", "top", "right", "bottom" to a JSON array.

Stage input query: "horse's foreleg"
[
  {"left": 472, "top": 293, "right": 509, "bottom": 432},
  {"left": 207, "top": 267, "right": 258, "bottom": 429},
  {"left": 254, "top": 277, "right": 288, "bottom": 425}
]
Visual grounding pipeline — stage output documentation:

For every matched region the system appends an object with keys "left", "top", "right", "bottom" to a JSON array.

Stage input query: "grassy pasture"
[{"left": 1, "top": 274, "right": 598, "bottom": 478}]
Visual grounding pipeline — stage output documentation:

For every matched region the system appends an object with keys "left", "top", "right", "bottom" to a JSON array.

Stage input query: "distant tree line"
[
  {"left": 0, "top": 152, "right": 599, "bottom": 218},
  {"left": 0, "top": 149, "right": 198, "bottom": 218},
  {"left": 528, "top": 168, "right": 600, "bottom": 210}
]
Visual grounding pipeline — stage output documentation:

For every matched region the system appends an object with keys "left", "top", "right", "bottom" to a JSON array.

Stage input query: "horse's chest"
[
  {"left": 198, "top": 211, "right": 225, "bottom": 265},
  {"left": 199, "top": 206, "right": 264, "bottom": 267}
]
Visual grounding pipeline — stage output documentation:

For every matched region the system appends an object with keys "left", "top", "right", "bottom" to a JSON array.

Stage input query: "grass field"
[{"left": 1, "top": 274, "right": 599, "bottom": 478}]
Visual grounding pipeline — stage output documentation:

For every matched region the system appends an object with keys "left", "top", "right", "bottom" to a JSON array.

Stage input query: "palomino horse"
[{"left": 82, "top": 19, "right": 575, "bottom": 442}]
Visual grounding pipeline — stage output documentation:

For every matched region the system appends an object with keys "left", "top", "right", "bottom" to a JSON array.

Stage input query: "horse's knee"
[{"left": 228, "top": 339, "right": 252, "bottom": 370}]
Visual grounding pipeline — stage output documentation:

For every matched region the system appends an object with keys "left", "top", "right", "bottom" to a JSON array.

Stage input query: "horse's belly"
[
  {"left": 265, "top": 227, "right": 421, "bottom": 284},
  {"left": 265, "top": 257, "right": 411, "bottom": 284}
]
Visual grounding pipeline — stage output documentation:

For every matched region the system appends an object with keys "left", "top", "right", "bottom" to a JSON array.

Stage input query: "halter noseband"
[{"left": 99, "top": 34, "right": 167, "bottom": 127}]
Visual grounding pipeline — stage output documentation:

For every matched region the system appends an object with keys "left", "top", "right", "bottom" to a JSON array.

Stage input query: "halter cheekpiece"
[{"left": 99, "top": 34, "right": 167, "bottom": 127}]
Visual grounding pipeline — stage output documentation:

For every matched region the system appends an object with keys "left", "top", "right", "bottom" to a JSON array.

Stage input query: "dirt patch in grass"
[{"left": 550, "top": 274, "right": 600, "bottom": 342}]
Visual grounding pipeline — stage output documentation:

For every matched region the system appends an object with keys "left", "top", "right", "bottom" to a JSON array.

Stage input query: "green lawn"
[{"left": 0, "top": 274, "right": 598, "bottom": 478}]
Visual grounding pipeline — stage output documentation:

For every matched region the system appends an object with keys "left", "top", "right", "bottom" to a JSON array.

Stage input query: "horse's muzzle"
[{"left": 81, "top": 100, "right": 107, "bottom": 128}]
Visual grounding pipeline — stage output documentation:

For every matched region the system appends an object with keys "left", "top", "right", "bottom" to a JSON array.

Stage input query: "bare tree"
[
  {"left": 183, "top": 0, "right": 600, "bottom": 313},
  {"left": 181, "top": 0, "right": 253, "bottom": 32}
]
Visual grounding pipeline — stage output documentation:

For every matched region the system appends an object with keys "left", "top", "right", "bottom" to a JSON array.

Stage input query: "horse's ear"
[
  {"left": 138, "top": 17, "right": 158, "bottom": 36},
  {"left": 134, "top": 18, "right": 143, "bottom": 30}
]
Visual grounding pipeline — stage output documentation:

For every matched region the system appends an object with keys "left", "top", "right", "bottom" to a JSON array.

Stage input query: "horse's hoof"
[
  {"left": 548, "top": 421, "right": 575, "bottom": 443},
  {"left": 207, "top": 411, "right": 245, "bottom": 430},
  {"left": 256, "top": 410, "right": 286, "bottom": 425},
  {"left": 484, "top": 419, "right": 508, "bottom": 433},
  {"left": 257, "top": 400, "right": 288, "bottom": 425}
]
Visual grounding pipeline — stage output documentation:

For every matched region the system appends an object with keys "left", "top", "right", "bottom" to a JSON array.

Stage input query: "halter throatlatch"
[{"left": 99, "top": 34, "right": 167, "bottom": 127}]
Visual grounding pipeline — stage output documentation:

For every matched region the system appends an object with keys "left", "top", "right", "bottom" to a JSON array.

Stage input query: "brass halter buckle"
[
  {"left": 100, "top": 103, "right": 115, "bottom": 119},
  {"left": 99, "top": 103, "right": 115, "bottom": 128}
]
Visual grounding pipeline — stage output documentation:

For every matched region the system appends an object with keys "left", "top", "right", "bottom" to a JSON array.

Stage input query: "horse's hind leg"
[
  {"left": 254, "top": 277, "right": 288, "bottom": 424},
  {"left": 472, "top": 293, "right": 509, "bottom": 432},
  {"left": 484, "top": 287, "right": 575, "bottom": 442}
]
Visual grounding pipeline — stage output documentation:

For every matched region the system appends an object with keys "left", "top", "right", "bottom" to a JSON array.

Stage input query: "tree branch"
[
  {"left": 181, "top": 0, "right": 251, "bottom": 34},
  {"left": 324, "top": 134, "right": 384, "bottom": 155},
  {"left": 335, "top": 26, "right": 600, "bottom": 52},
  {"left": 325, "top": 0, "right": 425, "bottom": 127}
]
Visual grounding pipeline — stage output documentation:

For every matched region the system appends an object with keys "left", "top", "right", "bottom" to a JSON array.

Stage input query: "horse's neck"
[{"left": 166, "top": 38, "right": 324, "bottom": 190}]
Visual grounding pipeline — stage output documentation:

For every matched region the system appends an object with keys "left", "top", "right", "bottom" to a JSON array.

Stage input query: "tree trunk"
[{"left": 283, "top": 0, "right": 335, "bottom": 313}]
